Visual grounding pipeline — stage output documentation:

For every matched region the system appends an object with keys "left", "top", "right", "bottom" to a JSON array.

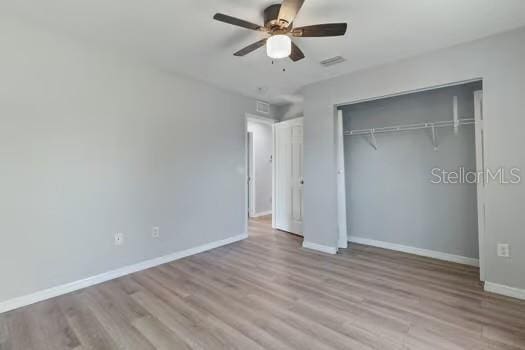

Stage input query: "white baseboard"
[
  {"left": 251, "top": 210, "right": 272, "bottom": 218},
  {"left": 485, "top": 282, "right": 525, "bottom": 300},
  {"left": 0, "top": 233, "right": 248, "bottom": 314},
  {"left": 302, "top": 241, "right": 338, "bottom": 255},
  {"left": 348, "top": 236, "right": 479, "bottom": 267}
]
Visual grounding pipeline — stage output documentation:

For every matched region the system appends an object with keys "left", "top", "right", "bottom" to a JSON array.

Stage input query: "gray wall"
[
  {"left": 247, "top": 120, "right": 273, "bottom": 215},
  {"left": 275, "top": 102, "right": 304, "bottom": 121},
  {"left": 0, "top": 17, "right": 255, "bottom": 303},
  {"left": 301, "top": 26, "right": 525, "bottom": 291},
  {"left": 342, "top": 83, "right": 481, "bottom": 259}
]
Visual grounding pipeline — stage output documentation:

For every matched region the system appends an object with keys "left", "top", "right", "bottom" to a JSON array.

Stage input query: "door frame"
[
  {"left": 247, "top": 131, "right": 255, "bottom": 218},
  {"left": 244, "top": 113, "right": 277, "bottom": 233},
  {"left": 272, "top": 117, "right": 304, "bottom": 232}
]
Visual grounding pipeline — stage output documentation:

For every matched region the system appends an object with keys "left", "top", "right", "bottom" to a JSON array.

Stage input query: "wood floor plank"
[
  {"left": 170, "top": 263, "right": 339, "bottom": 350},
  {"left": 114, "top": 275, "right": 145, "bottom": 296},
  {"left": 82, "top": 290, "right": 156, "bottom": 350},
  {"left": 27, "top": 300, "right": 81, "bottom": 350},
  {"left": 184, "top": 288, "right": 295, "bottom": 350},
  {"left": 85, "top": 280, "right": 150, "bottom": 322},
  {"left": 132, "top": 315, "right": 192, "bottom": 350},
  {"left": 244, "top": 292, "right": 376, "bottom": 350},
  {"left": 130, "top": 271, "right": 267, "bottom": 350},
  {"left": 57, "top": 293, "right": 119, "bottom": 350},
  {"left": 0, "top": 314, "right": 10, "bottom": 350},
  {"left": 2, "top": 215, "right": 525, "bottom": 349},
  {"left": 3, "top": 309, "right": 38, "bottom": 350},
  {"left": 131, "top": 289, "right": 263, "bottom": 350}
]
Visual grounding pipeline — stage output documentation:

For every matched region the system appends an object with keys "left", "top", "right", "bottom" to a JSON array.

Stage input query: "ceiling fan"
[{"left": 213, "top": 0, "right": 348, "bottom": 62}]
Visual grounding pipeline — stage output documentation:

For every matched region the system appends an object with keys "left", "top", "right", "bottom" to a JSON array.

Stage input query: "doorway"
[{"left": 245, "top": 115, "right": 275, "bottom": 227}]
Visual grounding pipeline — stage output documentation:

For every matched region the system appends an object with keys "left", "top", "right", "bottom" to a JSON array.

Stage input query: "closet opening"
[{"left": 336, "top": 80, "right": 485, "bottom": 280}]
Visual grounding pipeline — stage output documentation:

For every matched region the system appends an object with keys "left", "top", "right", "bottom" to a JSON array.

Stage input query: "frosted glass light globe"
[{"left": 266, "top": 35, "right": 292, "bottom": 59}]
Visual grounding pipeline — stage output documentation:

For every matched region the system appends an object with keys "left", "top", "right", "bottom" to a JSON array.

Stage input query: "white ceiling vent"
[
  {"left": 256, "top": 101, "right": 270, "bottom": 115},
  {"left": 320, "top": 56, "right": 346, "bottom": 67}
]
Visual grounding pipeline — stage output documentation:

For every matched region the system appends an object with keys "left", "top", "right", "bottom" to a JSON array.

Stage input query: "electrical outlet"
[
  {"left": 152, "top": 226, "right": 160, "bottom": 238},
  {"left": 497, "top": 243, "right": 510, "bottom": 258},
  {"left": 114, "top": 232, "right": 124, "bottom": 246}
]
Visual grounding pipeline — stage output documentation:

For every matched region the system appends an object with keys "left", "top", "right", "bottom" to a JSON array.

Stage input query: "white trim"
[
  {"left": 247, "top": 131, "right": 256, "bottom": 218},
  {"left": 246, "top": 113, "right": 277, "bottom": 125},
  {"left": 0, "top": 233, "right": 248, "bottom": 314},
  {"left": 272, "top": 122, "right": 277, "bottom": 229},
  {"left": 274, "top": 116, "right": 304, "bottom": 128},
  {"left": 336, "top": 110, "right": 348, "bottom": 249},
  {"left": 348, "top": 236, "right": 479, "bottom": 267},
  {"left": 302, "top": 241, "right": 338, "bottom": 255},
  {"left": 474, "top": 90, "right": 486, "bottom": 281},
  {"left": 334, "top": 78, "right": 483, "bottom": 108},
  {"left": 251, "top": 210, "right": 272, "bottom": 218},
  {"left": 484, "top": 282, "right": 525, "bottom": 300},
  {"left": 244, "top": 117, "right": 249, "bottom": 235}
]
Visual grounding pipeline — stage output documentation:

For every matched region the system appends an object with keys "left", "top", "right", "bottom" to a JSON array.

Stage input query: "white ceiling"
[{"left": 3, "top": 0, "right": 525, "bottom": 104}]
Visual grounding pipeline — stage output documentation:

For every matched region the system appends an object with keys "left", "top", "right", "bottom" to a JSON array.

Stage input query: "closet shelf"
[
  {"left": 344, "top": 118, "right": 475, "bottom": 136},
  {"left": 344, "top": 118, "right": 476, "bottom": 151}
]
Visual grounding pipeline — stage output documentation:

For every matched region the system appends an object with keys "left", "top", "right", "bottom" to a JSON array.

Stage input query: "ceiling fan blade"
[
  {"left": 213, "top": 13, "right": 263, "bottom": 31},
  {"left": 290, "top": 42, "right": 305, "bottom": 62},
  {"left": 234, "top": 39, "right": 268, "bottom": 56},
  {"left": 278, "top": 0, "right": 306, "bottom": 27},
  {"left": 292, "top": 23, "right": 348, "bottom": 37}
]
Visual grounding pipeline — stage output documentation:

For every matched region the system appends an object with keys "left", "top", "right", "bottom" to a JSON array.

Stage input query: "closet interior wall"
[{"left": 342, "top": 82, "right": 482, "bottom": 260}]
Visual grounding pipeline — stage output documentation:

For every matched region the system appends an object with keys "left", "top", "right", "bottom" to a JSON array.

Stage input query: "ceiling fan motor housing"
[{"left": 264, "top": 4, "right": 285, "bottom": 29}]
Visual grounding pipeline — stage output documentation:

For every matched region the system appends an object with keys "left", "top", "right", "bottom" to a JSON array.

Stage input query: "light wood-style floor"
[{"left": 2, "top": 216, "right": 525, "bottom": 349}]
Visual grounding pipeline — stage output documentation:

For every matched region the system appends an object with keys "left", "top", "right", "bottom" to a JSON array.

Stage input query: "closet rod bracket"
[
  {"left": 430, "top": 123, "right": 439, "bottom": 151},
  {"left": 453, "top": 96, "right": 459, "bottom": 134},
  {"left": 368, "top": 129, "right": 378, "bottom": 150}
]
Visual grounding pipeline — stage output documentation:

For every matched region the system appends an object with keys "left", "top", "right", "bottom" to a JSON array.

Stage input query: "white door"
[
  {"left": 336, "top": 110, "right": 348, "bottom": 248},
  {"left": 273, "top": 118, "right": 304, "bottom": 235},
  {"left": 474, "top": 90, "right": 486, "bottom": 281}
]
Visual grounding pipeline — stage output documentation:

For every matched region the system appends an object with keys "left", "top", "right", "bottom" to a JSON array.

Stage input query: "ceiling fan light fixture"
[
  {"left": 214, "top": 1, "right": 348, "bottom": 62},
  {"left": 266, "top": 35, "right": 291, "bottom": 59}
]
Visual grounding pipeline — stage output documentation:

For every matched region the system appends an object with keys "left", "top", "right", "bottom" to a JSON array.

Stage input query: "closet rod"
[{"left": 345, "top": 118, "right": 475, "bottom": 136}]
